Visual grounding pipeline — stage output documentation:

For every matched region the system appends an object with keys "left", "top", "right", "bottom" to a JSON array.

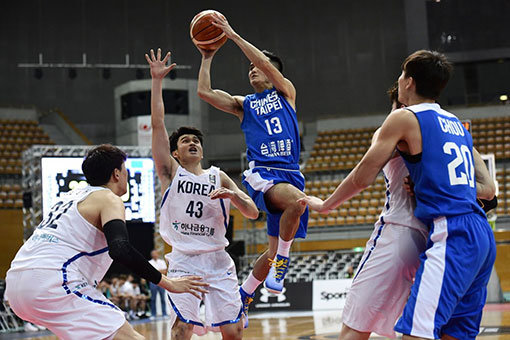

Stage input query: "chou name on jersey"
[
  {"left": 177, "top": 180, "right": 215, "bottom": 197},
  {"left": 437, "top": 116, "right": 465, "bottom": 137},
  {"left": 250, "top": 90, "right": 283, "bottom": 116}
]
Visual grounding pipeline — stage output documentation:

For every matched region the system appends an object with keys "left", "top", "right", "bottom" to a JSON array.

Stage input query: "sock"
[
  {"left": 241, "top": 272, "right": 262, "bottom": 295},
  {"left": 277, "top": 236, "right": 293, "bottom": 258}
]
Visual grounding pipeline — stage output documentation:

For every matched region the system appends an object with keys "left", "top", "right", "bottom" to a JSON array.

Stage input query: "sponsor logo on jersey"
[{"left": 171, "top": 221, "right": 215, "bottom": 237}]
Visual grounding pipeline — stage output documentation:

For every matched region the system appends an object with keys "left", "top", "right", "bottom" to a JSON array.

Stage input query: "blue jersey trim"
[
  {"left": 210, "top": 307, "right": 243, "bottom": 327},
  {"left": 161, "top": 186, "right": 171, "bottom": 208},
  {"left": 219, "top": 199, "right": 228, "bottom": 230},
  {"left": 167, "top": 293, "right": 204, "bottom": 327},
  {"left": 383, "top": 174, "right": 391, "bottom": 210},
  {"left": 61, "top": 247, "right": 119, "bottom": 310},
  {"left": 353, "top": 217, "right": 385, "bottom": 281}
]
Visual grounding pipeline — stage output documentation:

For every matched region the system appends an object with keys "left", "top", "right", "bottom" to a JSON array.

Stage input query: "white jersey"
[
  {"left": 8, "top": 186, "right": 113, "bottom": 286},
  {"left": 160, "top": 166, "right": 230, "bottom": 255},
  {"left": 377, "top": 156, "right": 428, "bottom": 232}
]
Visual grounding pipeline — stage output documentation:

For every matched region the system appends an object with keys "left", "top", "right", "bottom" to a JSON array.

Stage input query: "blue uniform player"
[
  {"left": 300, "top": 50, "right": 495, "bottom": 340},
  {"left": 197, "top": 13, "right": 308, "bottom": 326}
]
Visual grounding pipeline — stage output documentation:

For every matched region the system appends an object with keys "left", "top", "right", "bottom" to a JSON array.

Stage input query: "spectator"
[{"left": 148, "top": 250, "right": 168, "bottom": 318}]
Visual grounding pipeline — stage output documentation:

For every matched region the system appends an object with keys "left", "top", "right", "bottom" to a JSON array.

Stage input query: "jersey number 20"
[{"left": 443, "top": 142, "right": 475, "bottom": 188}]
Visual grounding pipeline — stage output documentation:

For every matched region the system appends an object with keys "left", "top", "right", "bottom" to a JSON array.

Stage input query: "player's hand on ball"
[
  {"left": 196, "top": 44, "right": 218, "bottom": 59},
  {"left": 209, "top": 187, "right": 235, "bottom": 200},
  {"left": 298, "top": 195, "right": 330, "bottom": 214},
  {"left": 160, "top": 275, "right": 209, "bottom": 299},
  {"left": 144, "top": 48, "right": 176, "bottom": 79},
  {"left": 210, "top": 12, "right": 236, "bottom": 39}
]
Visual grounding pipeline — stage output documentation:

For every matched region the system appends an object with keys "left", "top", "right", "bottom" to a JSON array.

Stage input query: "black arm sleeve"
[
  {"left": 477, "top": 196, "right": 498, "bottom": 213},
  {"left": 103, "top": 219, "right": 162, "bottom": 285}
]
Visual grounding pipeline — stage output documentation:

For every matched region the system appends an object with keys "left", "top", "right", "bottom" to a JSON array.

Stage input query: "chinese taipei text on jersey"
[
  {"left": 240, "top": 87, "right": 308, "bottom": 239},
  {"left": 241, "top": 87, "right": 301, "bottom": 167}
]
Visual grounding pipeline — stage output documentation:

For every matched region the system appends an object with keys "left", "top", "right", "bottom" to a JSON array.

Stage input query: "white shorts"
[
  {"left": 165, "top": 249, "right": 242, "bottom": 335},
  {"left": 5, "top": 268, "right": 125, "bottom": 340},
  {"left": 342, "top": 222, "right": 427, "bottom": 338}
]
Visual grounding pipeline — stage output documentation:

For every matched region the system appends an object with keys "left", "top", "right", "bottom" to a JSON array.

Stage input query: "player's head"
[
  {"left": 151, "top": 249, "right": 159, "bottom": 259},
  {"left": 387, "top": 81, "right": 404, "bottom": 111},
  {"left": 398, "top": 50, "right": 452, "bottom": 103},
  {"left": 169, "top": 126, "right": 204, "bottom": 163},
  {"left": 249, "top": 50, "right": 284, "bottom": 90},
  {"left": 82, "top": 144, "right": 128, "bottom": 194}
]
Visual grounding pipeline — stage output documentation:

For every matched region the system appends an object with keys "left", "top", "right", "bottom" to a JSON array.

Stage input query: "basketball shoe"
[
  {"left": 239, "top": 286, "right": 255, "bottom": 328},
  {"left": 264, "top": 254, "right": 290, "bottom": 294}
]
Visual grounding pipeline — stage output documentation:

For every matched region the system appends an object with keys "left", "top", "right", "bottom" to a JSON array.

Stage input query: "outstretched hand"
[
  {"left": 145, "top": 48, "right": 176, "bottom": 79},
  {"left": 297, "top": 195, "right": 330, "bottom": 214},
  {"left": 209, "top": 187, "right": 234, "bottom": 200},
  {"left": 210, "top": 12, "right": 237, "bottom": 39},
  {"left": 160, "top": 275, "right": 209, "bottom": 299}
]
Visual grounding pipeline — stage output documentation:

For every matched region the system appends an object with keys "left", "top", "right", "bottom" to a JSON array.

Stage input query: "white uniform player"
[
  {"left": 5, "top": 144, "right": 208, "bottom": 340},
  {"left": 6, "top": 187, "right": 126, "bottom": 340},
  {"left": 147, "top": 48, "right": 258, "bottom": 340},
  {"left": 341, "top": 155, "right": 428, "bottom": 338},
  {"left": 161, "top": 165, "right": 242, "bottom": 335}
]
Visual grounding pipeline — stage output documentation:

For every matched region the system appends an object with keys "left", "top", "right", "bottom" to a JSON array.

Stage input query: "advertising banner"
[{"left": 312, "top": 279, "right": 352, "bottom": 310}]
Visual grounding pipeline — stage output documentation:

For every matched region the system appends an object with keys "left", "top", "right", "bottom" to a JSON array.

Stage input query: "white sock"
[
  {"left": 277, "top": 236, "right": 293, "bottom": 258},
  {"left": 241, "top": 272, "right": 262, "bottom": 294}
]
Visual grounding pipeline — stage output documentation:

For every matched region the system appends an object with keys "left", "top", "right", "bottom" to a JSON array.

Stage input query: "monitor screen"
[{"left": 41, "top": 157, "right": 156, "bottom": 223}]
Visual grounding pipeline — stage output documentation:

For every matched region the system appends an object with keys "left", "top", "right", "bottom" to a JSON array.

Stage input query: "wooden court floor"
[{"left": 5, "top": 304, "right": 510, "bottom": 340}]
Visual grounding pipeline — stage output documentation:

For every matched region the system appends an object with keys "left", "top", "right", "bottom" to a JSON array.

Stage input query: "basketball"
[{"left": 190, "top": 10, "right": 227, "bottom": 51}]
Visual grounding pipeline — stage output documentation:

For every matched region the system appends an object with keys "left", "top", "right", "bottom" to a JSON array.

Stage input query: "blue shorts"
[
  {"left": 242, "top": 163, "right": 308, "bottom": 239},
  {"left": 394, "top": 213, "right": 496, "bottom": 340}
]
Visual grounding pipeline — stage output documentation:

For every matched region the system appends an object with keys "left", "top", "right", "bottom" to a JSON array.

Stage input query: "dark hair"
[
  {"left": 169, "top": 126, "right": 204, "bottom": 153},
  {"left": 262, "top": 50, "right": 283, "bottom": 73},
  {"left": 82, "top": 144, "right": 127, "bottom": 186},
  {"left": 387, "top": 81, "right": 403, "bottom": 108},
  {"left": 401, "top": 50, "right": 452, "bottom": 100}
]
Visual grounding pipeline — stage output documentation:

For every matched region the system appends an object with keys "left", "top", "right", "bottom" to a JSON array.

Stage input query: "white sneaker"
[{"left": 24, "top": 323, "right": 39, "bottom": 332}]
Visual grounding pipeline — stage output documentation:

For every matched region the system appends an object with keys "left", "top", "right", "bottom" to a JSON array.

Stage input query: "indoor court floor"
[{"left": 3, "top": 304, "right": 510, "bottom": 340}]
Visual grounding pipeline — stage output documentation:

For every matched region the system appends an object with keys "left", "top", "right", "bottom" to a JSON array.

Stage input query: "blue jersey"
[
  {"left": 241, "top": 87, "right": 301, "bottom": 168},
  {"left": 400, "top": 103, "right": 484, "bottom": 225}
]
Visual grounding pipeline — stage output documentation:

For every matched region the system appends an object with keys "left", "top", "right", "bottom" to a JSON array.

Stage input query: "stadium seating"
[
  {"left": 0, "top": 119, "right": 53, "bottom": 176},
  {"left": 0, "top": 119, "right": 53, "bottom": 209},
  {"left": 237, "top": 250, "right": 364, "bottom": 283}
]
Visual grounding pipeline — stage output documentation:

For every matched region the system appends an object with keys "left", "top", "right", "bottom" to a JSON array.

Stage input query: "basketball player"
[
  {"left": 5, "top": 144, "right": 208, "bottom": 340},
  {"left": 196, "top": 13, "right": 308, "bottom": 322},
  {"left": 332, "top": 84, "right": 429, "bottom": 339},
  {"left": 146, "top": 48, "right": 258, "bottom": 340},
  {"left": 299, "top": 50, "right": 496, "bottom": 340}
]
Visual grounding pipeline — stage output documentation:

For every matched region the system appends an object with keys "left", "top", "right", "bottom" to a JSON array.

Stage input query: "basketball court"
[{"left": 2, "top": 305, "right": 509, "bottom": 339}]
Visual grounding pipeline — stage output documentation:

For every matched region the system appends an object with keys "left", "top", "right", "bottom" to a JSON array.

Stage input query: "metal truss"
[{"left": 21, "top": 145, "right": 165, "bottom": 255}]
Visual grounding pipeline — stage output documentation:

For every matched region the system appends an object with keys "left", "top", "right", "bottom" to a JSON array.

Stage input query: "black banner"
[{"left": 249, "top": 281, "right": 312, "bottom": 312}]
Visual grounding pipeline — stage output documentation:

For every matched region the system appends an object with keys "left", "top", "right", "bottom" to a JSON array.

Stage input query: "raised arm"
[
  {"left": 208, "top": 171, "right": 259, "bottom": 219},
  {"left": 211, "top": 13, "right": 296, "bottom": 107},
  {"left": 197, "top": 49, "right": 245, "bottom": 119},
  {"left": 145, "top": 48, "right": 180, "bottom": 192}
]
